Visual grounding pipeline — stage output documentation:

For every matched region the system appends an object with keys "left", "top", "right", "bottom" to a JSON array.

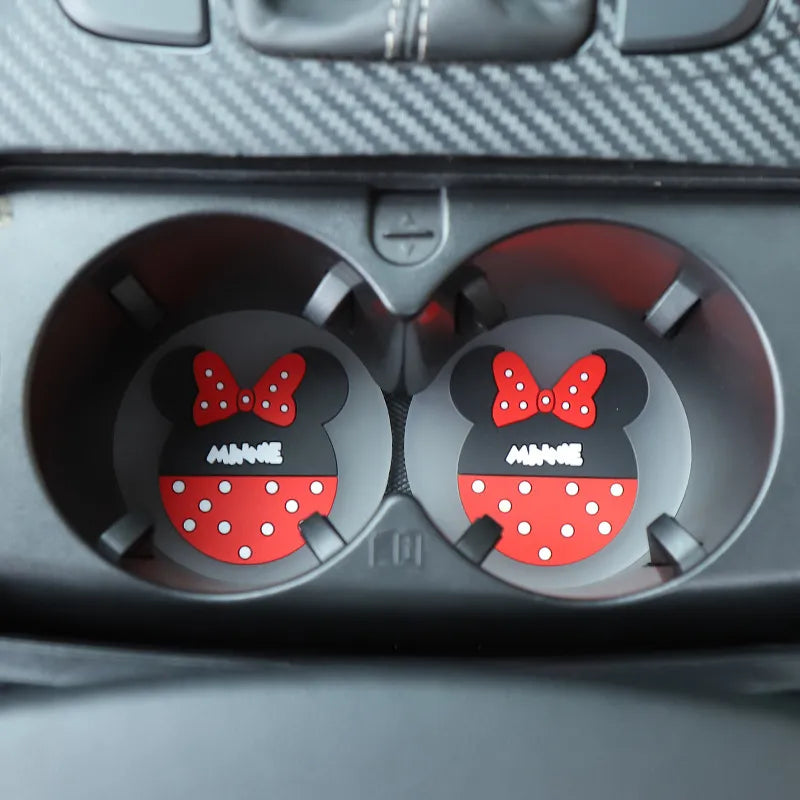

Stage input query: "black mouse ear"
[
  {"left": 593, "top": 349, "right": 649, "bottom": 426},
  {"left": 293, "top": 347, "right": 349, "bottom": 424},
  {"left": 450, "top": 346, "right": 503, "bottom": 423},
  {"left": 151, "top": 346, "right": 203, "bottom": 423}
]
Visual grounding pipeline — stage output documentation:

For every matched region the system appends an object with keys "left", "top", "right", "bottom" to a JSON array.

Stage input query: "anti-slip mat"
[
  {"left": 114, "top": 310, "right": 392, "bottom": 585},
  {"left": 406, "top": 315, "right": 692, "bottom": 595},
  {"left": 153, "top": 346, "right": 346, "bottom": 565},
  {"left": 452, "top": 347, "right": 647, "bottom": 567}
]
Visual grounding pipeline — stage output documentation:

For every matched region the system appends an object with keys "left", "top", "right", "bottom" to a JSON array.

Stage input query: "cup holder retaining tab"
[
  {"left": 647, "top": 514, "right": 706, "bottom": 573},
  {"left": 644, "top": 272, "right": 702, "bottom": 338},
  {"left": 302, "top": 260, "right": 364, "bottom": 328},
  {"left": 451, "top": 264, "right": 508, "bottom": 336},
  {"left": 455, "top": 516, "right": 503, "bottom": 566},
  {"left": 108, "top": 274, "right": 165, "bottom": 332},
  {"left": 97, "top": 512, "right": 154, "bottom": 563},
  {"left": 299, "top": 513, "right": 346, "bottom": 563}
]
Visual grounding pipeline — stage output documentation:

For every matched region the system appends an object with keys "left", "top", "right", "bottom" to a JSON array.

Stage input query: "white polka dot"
[
  {"left": 182, "top": 519, "right": 196, "bottom": 532},
  {"left": 498, "top": 499, "right": 512, "bottom": 513},
  {"left": 561, "top": 524, "right": 574, "bottom": 538},
  {"left": 198, "top": 499, "right": 212, "bottom": 513},
  {"left": 610, "top": 483, "right": 624, "bottom": 497},
  {"left": 538, "top": 547, "right": 552, "bottom": 561},
  {"left": 280, "top": 404, "right": 289, "bottom": 413},
  {"left": 580, "top": 406, "right": 589, "bottom": 415},
  {"left": 519, "top": 401, "right": 528, "bottom": 410},
  {"left": 504, "top": 369, "right": 513, "bottom": 378},
  {"left": 238, "top": 545, "right": 252, "bottom": 560},
  {"left": 241, "top": 395, "right": 250, "bottom": 404},
  {"left": 569, "top": 385, "right": 577, "bottom": 395},
  {"left": 285, "top": 499, "right": 299, "bottom": 513},
  {"left": 265, "top": 480, "right": 279, "bottom": 495},
  {"left": 586, "top": 501, "right": 599, "bottom": 515},
  {"left": 172, "top": 480, "right": 185, "bottom": 494},
  {"left": 517, "top": 521, "right": 531, "bottom": 535},
  {"left": 598, "top": 521, "right": 612, "bottom": 535},
  {"left": 218, "top": 480, "right": 232, "bottom": 494},
  {"left": 269, "top": 384, "right": 278, "bottom": 393},
  {"left": 566, "top": 482, "right": 579, "bottom": 496},
  {"left": 204, "top": 369, "right": 213, "bottom": 377},
  {"left": 200, "top": 401, "right": 209, "bottom": 410},
  {"left": 280, "top": 371, "right": 289, "bottom": 379},
  {"left": 561, "top": 401, "right": 570, "bottom": 410},
  {"left": 220, "top": 401, "right": 228, "bottom": 409},
  {"left": 310, "top": 481, "right": 324, "bottom": 495},
  {"left": 261, "top": 522, "right": 274, "bottom": 536},
  {"left": 541, "top": 396, "right": 551, "bottom": 405},
  {"left": 218, "top": 520, "right": 231, "bottom": 534},
  {"left": 261, "top": 400, "right": 270, "bottom": 409},
  {"left": 216, "top": 381, "right": 224, "bottom": 390},
  {"left": 500, "top": 401, "right": 509, "bottom": 410},
  {"left": 518, "top": 480, "right": 532, "bottom": 495},
  {"left": 515, "top": 382, "right": 524, "bottom": 391},
  {"left": 472, "top": 479, "right": 485, "bottom": 494},
  {"left": 580, "top": 372, "right": 589, "bottom": 381}
]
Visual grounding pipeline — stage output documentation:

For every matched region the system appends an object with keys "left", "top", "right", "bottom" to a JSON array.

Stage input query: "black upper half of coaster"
[
  {"left": 452, "top": 347, "right": 649, "bottom": 478},
  {"left": 153, "top": 345, "right": 349, "bottom": 477}
]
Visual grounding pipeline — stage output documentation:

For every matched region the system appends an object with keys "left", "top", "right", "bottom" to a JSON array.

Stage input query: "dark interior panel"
[{"left": 3, "top": 2, "right": 800, "bottom": 796}]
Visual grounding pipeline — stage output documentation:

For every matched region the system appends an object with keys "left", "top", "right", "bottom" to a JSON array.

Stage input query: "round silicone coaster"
[
  {"left": 405, "top": 315, "right": 692, "bottom": 597},
  {"left": 114, "top": 310, "right": 392, "bottom": 587}
]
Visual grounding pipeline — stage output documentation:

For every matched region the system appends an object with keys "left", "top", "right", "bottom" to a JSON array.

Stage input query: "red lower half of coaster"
[
  {"left": 458, "top": 474, "right": 637, "bottom": 566},
  {"left": 159, "top": 475, "right": 337, "bottom": 565}
]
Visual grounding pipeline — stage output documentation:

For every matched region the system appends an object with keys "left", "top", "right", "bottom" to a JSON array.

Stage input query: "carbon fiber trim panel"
[{"left": 0, "top": 0, "right": 798, "bottom": 164}]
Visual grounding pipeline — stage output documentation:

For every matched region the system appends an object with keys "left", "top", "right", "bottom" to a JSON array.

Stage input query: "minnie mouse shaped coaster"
[
  {"left": 405, "top": 316, "right": 692, "bottom": 596},
  {"left": 451, "top": 347, "right": 645, "bottom": 566},
  {"left": 152, "top": 346, "right": 346, "bottom": 565},
  {"left": 113, "top": 310, "right": 392, "bottom": 586}
]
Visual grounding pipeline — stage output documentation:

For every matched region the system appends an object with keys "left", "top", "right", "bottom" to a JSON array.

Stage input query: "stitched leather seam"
[
  {"left": 417, "top": 0, "right": 430, "bottom": 61},
  {"left": 385, "top": 0, "right": 403, "bottom": 59}
]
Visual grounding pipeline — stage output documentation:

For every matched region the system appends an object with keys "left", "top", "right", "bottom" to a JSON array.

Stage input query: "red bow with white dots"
[
  {"left": 192, "top": 351, "right": 306, "bottom": 428},
  {"left": 492, "top": 352, "right": 606, "bottom": 429}
]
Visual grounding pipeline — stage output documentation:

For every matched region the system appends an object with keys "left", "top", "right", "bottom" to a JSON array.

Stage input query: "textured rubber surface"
[
  {"left": 386, "top": 395, "right": 411, "bottom": 495},
  {"left": 1, "top": 0, "right": 799, "bottom": 164}
]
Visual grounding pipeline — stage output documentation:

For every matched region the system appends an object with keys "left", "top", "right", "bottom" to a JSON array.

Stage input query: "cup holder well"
[
  {"left": 29, "top": 214, "right": 395, "bottom": 594},
  {"left": 405, "top": 221, "right": 779, "bottom": 601}
]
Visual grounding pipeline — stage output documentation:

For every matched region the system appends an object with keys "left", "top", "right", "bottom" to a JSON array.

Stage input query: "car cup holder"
[
  {"left": 29, "top": 215, "right": 393, "bottom": 593},
  {"left": 405, "top": 222, "right": 780, "bottom": 601},
  {"left": 27, "top": 212, "right": 780, "bottom": 604}
]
